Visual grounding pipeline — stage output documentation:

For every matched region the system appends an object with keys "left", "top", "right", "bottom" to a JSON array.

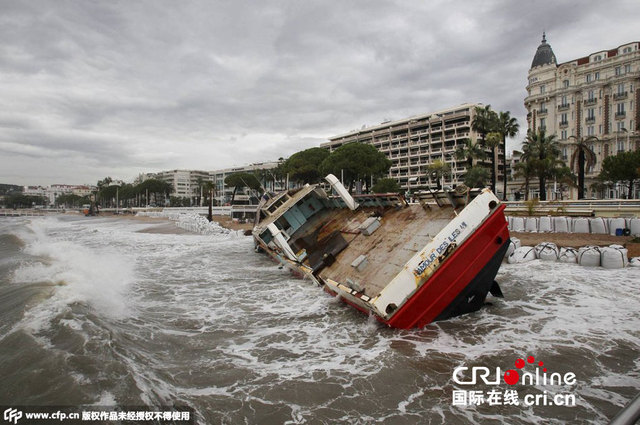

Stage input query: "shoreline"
[{"left": 91, "top": 212, "right": 254, "bottom": 235}]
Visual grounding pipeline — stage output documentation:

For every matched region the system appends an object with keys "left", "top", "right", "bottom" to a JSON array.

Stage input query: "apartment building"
[
  {"left": 524, "top": 34, "right": 640, "bottom": 198},
  {"left": 211, "top": 161, "right": 283, "bottom": 205},
  {"left": 322, "top": 103, "right": 503, "bottom": 195}
]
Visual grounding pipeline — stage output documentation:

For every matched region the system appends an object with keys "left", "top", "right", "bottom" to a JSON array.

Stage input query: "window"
[
  {"left": 563, "top": 80, "right": 569, "bottom": 88},
  {"left": 617, "top": 103, "right": 626, "bottom": 114},
  {"left": 540, "top": 85, "right": 546, "bottom": 94},
  {"left": 562, "top": 147, "right": 568, "bottom": 160},
  {"left": 617, "top": 140, "right": 625, "bottom": 153},
  {"left": 588, "top": 90, "right": 595, "bottom": 101},
  {"left": 561, "top": 95, "right": 568, "bottom": 106},
  {"left": 615, "top": 66, "right": 622, "bottom": 76},
  {"left": 625, "top": 64, "right": 631, "bottom": 73},
  {"left": 595, "top": 71, "right": 600, "bottom": 80},
  {"left": 623, "top": 47, "right": 632, "bottom": 54},
  {"left": 561, "top": 113, "right": 568, "bottom": 124},
  {"left": 540, "top": 102, "right": 546, "bottom": 113},
  {"left": 586, "top": 74, "right": 592, "bottom": 82},
  {"left": 599, "top": 125, "right": 603, "bottom": 134},
  {"left": 561, "top": 130, "right": 568, "bottom": 140},
  {"left": 618, "top": 83, "right": 625, "bottom": 95},
  {"left": 587, "top": 126, "right": 595, "bottom": 136},
  {"left": 540, "top": 118, "right": 546, "bottom": 129},
  {"left": 617, "top": 121, "right": 625, "bottom": 132},
  {"left": 587, "top": 108, "right": 595, "bottom": 120},
  {"left": 594, "top": 55, "right": 602, "bottom": 62}
]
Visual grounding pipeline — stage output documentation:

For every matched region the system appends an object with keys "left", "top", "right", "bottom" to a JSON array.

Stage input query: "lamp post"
[{"left": 109, "top": 181, "right": 122, "bottom": 215}]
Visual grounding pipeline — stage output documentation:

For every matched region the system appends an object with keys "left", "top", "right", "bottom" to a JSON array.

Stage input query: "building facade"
[
  {"left": 211, "top": 161, "right": 284, "bottom": 205},
  {"left": 524, "top": 34, "right": 640, "bottom": 199},
  {"left": 322, "top": 103, "right": 504, "bottom": 195}
]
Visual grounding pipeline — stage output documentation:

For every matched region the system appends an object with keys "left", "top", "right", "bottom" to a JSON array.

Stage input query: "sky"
[{"left": 1, "top": 0, "right": 638, "bottom": 186}]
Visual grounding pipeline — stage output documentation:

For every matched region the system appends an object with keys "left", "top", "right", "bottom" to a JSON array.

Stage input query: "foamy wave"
[{"left": 136, "top": 211, "right": 243, "bottom": 237}]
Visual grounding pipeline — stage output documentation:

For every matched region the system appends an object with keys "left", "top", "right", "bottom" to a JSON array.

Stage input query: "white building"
[
  {"left": 525, "top": 34, "right": 640, "bottom": 199},
  {"left": 322, "top": 103, "right": 502, "bottom": 195}
]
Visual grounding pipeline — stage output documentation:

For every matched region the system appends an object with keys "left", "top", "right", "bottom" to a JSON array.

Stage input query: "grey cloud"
[{"left": 0, "top": 0, "right": 638, "bottom": 185}]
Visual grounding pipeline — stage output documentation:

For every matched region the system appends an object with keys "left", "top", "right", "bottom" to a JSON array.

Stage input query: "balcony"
[
  {"left": 559, "top": 120, "right": 569, "bottom": 128},
  {"left": 538, "top": 108, "right": 548, "bottom": 115},
  {"left": 584, "top": 98, "right": 597, "bottom": 106},
  {"left": 615, "top": 111, "right": 626, "bottom": 119},
  {"left": 585, "top": 117, "right": 596, "bottom": 124},
  {"left": 613, "top": 91, "right": 628, "bottom": 100},
  {"left": 558, "top": 103, "right": 570, "bottom": 111}
]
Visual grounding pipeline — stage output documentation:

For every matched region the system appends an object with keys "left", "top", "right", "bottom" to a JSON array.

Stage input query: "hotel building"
[{"left": 524, "top": 34, "right": 640, "bottom": 199}]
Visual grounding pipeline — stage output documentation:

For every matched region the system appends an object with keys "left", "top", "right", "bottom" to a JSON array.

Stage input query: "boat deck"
[{"left": 289, "top": 204, "right": 457, "bottom": 298}]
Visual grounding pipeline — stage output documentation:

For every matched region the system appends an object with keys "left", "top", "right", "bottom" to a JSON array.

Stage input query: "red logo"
[{"left": 504, "top": 355, "right": 547, "bottom": 385}]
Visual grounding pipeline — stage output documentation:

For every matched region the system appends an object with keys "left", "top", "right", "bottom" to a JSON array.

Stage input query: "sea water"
[{"left": 0, "top": 215, "right": 639, "bottom": 424}]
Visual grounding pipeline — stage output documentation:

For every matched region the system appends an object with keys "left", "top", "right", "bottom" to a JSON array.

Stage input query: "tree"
[
  {"left": 485, "top": 131, "right": 502, "bottom": 194},
  {"left": 426, "top": 160, "right": 451, "bottom": 190},
  {"left": 472, "top": 105, "right": 497, "bottom": 146},
  {"left": 472, "top": 105, "right": 499, "bottom": 194},
  {"left": 568, "top": 135, "right": 598, "bottom": 199},
  {"left": 522, "top": 129, "right": 562, "bottom": 201},
  {"left": 599, "top": 150, "right": 640, "bottom": 199},
  {"left": 136, "top": 179, "right": 173, "bottom": 206},
  {"left": 224, "top": 172, "right": 262, "bottom": 205},
  {"left": 201, "top": 180, "right": 216, "bottom": 221},
  {"left": 513, "top": 149, "right": 537, "bottom": 201},
  {"left": 282, "top": 147, "right": 330, "bottom": 184},
  {"left": 496, "top": 111, "right": 520, "bottom": 200},
  {"left": 455, "top": 138, "right": 486, "bottom": 169},
  {"left": 371, "top": 178, "right": 401, "bottom": 194},
  {"left": 320, "top": 143, "right": 392, "bottom": 192},
  {"left": 463, "top": 166, "right": 490, "bottom": 189}
]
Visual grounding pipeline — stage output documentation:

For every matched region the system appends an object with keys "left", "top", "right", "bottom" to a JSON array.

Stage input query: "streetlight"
[{"left": 109, "top": 181, "right": 123, "bottom": 214}]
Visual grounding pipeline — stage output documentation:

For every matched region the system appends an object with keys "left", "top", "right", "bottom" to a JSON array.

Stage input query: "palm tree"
[
  {"left": 568, "top": 135, "right": 598, "bottom": 199},
  {"left": 201, "top": 180, "right": 216, "bottom": 221},
  {"left": 496, "top": 111, "right": 520, "bottom": 200},
  {"left": 426, "top": 160, "right": 451, "bottom": 190},
  {"left": 523, "top": 129, "right": 562, "bottom": 201},
  {"left": 472, "top": 105, "right": 499, "bottom": 194},
  {"left": 455, "top": 138, "right": 486, "bottom": 169},
  {"left": 513, "top": 152, "right": 537, "bottom": 201}
]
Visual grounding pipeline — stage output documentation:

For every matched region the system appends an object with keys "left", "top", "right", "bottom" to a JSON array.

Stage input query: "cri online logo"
[
  {"left": 453, "top": 355, "right": 577, "bottom": 386},
  {"left": 3, "top": 408, "right": 22, "bottom": 424}
]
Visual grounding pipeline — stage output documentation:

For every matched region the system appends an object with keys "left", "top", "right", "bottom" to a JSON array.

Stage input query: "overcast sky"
[{"left": 1, "top": 0, "right": 638, "bottom": 186}]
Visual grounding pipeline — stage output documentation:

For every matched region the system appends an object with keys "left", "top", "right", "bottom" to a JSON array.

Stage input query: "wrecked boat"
[{"left": 252, "top": 175, "right": 509, "bottom": 329}]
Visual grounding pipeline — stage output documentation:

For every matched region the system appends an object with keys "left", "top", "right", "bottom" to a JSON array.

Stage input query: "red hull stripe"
[{"left": 383, "top": 204, "right": 509, "bottom": 328}]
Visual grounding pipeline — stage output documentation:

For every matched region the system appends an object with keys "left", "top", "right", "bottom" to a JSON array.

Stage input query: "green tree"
[
  {"left": 320, "top": 143, "right": 392, "bottom": 192},
  {"left": 426, "top": 160, "right": 451, "bottom": 190},
  {"left": 224, "top": 172, "right": 262, "bottom": 204},
  {"left": 472, "top": 105, "right": 497, "bottom": 145},
  {"left": 136, "top": 179, "right": 173, "bottom": 206},
  {"left": 463, "top": 166, "right": 490, "bottom": 189},
  {"left": 5, "top": 193, "right": 46, "bottom": 208},
  {"left": 485, "top": 131, "right": 502, "bottom": 194},
  {"left": 472, "top": 105, "right": 501, "bottom": 195},
  {"left": 283, "top": 147, "right": 330, "bottom": 184},
  {"left": 523, "top": 129, "right": 562, "bottom": 201},
  {"left": 568, "top": 135, "right": 598, "bottom": 199},
  {"left": 371, "top": 178, "right": 401, "bottom": 194},
  {"left": 496, "top": 111, "right": 520, "bottom": 200},
  {"left": 599, "top": 150, "right": 640, "bottom": 199},
  {"left": 513, "top": 148, "right": 537, "bottom": 201},
  {"left": 455, "top": 138, "right": 486, "bottom": 169}
]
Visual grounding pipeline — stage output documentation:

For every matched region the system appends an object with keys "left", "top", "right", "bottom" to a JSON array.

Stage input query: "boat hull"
[{"left": 325, "top": 204, "right": 509, "bottom": 329}]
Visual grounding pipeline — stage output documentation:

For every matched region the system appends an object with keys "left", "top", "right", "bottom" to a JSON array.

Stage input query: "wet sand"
[{"left": 511, "top": 231, "right": 640, "bottom": 257}]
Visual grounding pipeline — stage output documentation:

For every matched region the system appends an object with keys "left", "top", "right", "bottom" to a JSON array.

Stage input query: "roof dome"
[{"left": 531, "top": 33, "right": 557, "bottom": 68}]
